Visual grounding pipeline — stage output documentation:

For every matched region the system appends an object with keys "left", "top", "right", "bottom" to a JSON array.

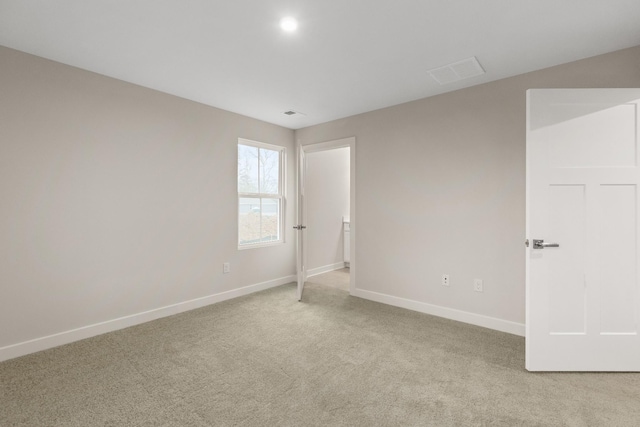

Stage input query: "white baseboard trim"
[
  {"left": 0, "top": 275, "right": 296, "bottom": 362},
  {"left": 307, "top": 262, "right": 346, "bottom": 278},
  {"left": 353, "top": 288, "right": 525, "bottom": 337}
]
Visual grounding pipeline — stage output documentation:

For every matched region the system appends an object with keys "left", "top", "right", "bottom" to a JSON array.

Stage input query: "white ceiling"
[{"left": 1, "top": 1, "right": 640, "bottom": 129}]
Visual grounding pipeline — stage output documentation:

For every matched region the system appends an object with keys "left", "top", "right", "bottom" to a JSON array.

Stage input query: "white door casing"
[{"left": 526, "top": 89, "right": 640, "bottom": 371}]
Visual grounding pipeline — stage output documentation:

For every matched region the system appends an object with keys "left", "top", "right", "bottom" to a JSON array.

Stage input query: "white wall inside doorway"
[{"left": 306, "top": 147, "right": 350, "bottom": 275}]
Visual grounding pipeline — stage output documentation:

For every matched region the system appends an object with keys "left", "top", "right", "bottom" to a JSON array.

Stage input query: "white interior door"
[
  {"left": 295, "top": 145, "right": 307, "bottom": 301},
  {"left": 526, "top": 89, "right": 640, "bottom": 371}
]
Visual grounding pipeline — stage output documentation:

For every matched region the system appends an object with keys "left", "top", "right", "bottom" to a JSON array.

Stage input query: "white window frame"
[{"left": 237, "top": 138, "right": 286, "bottom": 249}]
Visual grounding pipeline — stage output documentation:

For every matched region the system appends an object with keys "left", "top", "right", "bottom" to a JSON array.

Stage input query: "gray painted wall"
[
  {"left": 0, "top": 46, "right": 296, "bottom": 353},
  {"left": 2, "top": 43, "right": 639, "bottom": 356},
  {"left": 295, "top": 45, "right": 640, "bottom": 327}
]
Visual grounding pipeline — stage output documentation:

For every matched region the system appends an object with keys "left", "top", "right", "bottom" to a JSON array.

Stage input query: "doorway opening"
[{"left": 296, "top": 137, "right": 355, "bottom": 300}]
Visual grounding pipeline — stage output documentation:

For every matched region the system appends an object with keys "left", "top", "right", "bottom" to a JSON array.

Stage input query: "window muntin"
[{"left": 238, "top": 139, "right": 284, "bottom": 248}]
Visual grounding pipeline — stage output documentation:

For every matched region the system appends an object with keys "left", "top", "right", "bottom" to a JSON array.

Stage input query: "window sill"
[{"left": 238, "top": 240, "right": 284, "bottom": 250}]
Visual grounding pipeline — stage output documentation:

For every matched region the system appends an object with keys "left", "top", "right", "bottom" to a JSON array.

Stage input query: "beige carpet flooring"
[
  {"left": 307, "top": 268, "right": 350, "bottom": 292},
  {"left": 1, "top": 271, "right": 639, "bottom": 426}
]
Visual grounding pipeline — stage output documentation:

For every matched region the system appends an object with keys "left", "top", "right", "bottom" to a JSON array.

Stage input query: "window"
[{"left": 238, "top": 139, "right": 285, "bottom": 248}]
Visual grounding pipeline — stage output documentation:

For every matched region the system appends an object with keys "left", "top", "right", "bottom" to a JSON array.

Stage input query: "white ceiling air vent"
[
  {"left": 427, "top": 56, "right": 485, "bottom": 85},
  {"left": 283, "top": 110, "right": 306, "bottom": 116}
]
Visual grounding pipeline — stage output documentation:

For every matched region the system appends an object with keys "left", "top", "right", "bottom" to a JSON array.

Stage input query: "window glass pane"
[
  {"left": 259, "top": 148, "right": 280, "bottom": 194},
  {"left": 238, "top": 139, "right": 283, "bottom": 248},
  {"left": 239, "top": 197, "right": 261, "bottom": 245},
  {"left": 261, "top": 198, "right": 280, "bottom": 242},
  {"left": 238, "top": 144, "right": 259, "bottom": 193}
]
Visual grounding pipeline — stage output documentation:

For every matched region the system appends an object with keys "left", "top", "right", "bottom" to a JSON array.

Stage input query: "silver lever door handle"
[{"left": 533, "top": 239, "right": 559, "bottom": 249}]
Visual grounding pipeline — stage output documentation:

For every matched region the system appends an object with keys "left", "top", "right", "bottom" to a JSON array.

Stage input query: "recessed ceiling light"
[{"left": 280, "top": 17, "right": 298, "bottom": 32}]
